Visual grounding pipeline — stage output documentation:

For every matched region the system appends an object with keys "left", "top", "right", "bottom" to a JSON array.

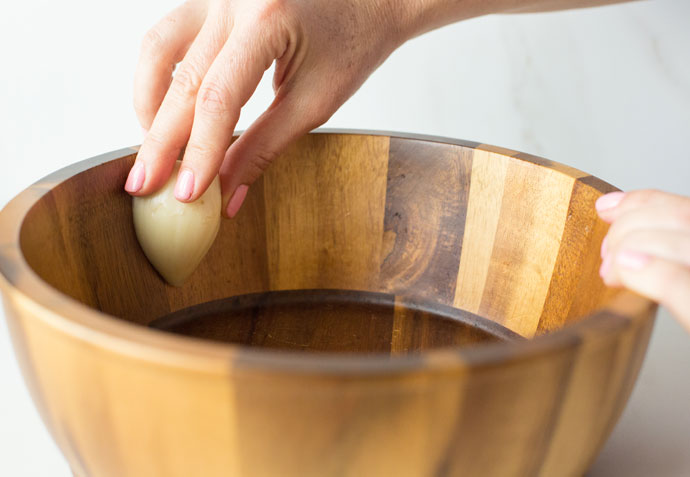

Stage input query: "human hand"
[
  {"left": 126, "top": 0, "right": 409, "bottom": 217},
  {"left": 597, "top": 189, "right": 690, "bottom": 331}
]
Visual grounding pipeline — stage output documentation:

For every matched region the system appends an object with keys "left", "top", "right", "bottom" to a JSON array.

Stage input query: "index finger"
[
  {"left": 596, "top": 189, "right": 690, "bottom": 223},
  {"left": 133, "top": 0, "right": 207, "bottom": 130}
]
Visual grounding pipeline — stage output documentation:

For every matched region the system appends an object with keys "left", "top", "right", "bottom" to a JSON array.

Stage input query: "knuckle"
[
  {"left": 247, "top": 149, "right": 278, "bottom": 178},
  {"left": 198, "top": 82, "right": 232, "bottom": 115},
  {"left": 141, "top": 28, "right": 167, "bottom": 55},
  {"left": 185, "top": 141, "right": 221, "bottom": 160},
  {"left": 171, "top": 66, "right": 202, "bottom": 100},
  {"left": 143, "top": 130, "right": 167, "bottom": 150}
]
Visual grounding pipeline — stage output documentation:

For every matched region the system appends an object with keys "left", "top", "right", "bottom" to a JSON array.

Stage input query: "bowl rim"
[{"left": 0, "top": 129, "right": 657, "bottom": 376}]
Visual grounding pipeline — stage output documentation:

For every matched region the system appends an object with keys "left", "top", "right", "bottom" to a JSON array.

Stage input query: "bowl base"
[{"left": 148, "top": 289, "right": 520, "bottom": 354}]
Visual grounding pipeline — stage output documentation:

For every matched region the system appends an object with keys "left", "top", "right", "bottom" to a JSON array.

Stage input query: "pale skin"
[
  {"left": 597, "top": 190, "right": 690, "bottom": 332},
  {"left": 127, "top": 0, "right": 689, "bottom": 327}
]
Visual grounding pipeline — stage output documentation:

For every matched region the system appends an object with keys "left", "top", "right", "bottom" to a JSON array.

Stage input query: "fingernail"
[
  {"left": 600, "top": 235, "right": 608, "bottom": 259},
  {"left": 596, "top": 192, "right": 625, "bottom": 213},
  {"left": 226, "top": 185, "right": 249, "bottom": 218},
  {"left": 174, "top": 169, "right": 195, "bottom": 201},
  {"left": 617, "top": 250, "right": 650, "bottom": 270},
  {"left": 600, "top": 255, "right": 612, "bottom": 279},
  {"left": 125, "top": 161, "right": 145, "bottom": 193}
]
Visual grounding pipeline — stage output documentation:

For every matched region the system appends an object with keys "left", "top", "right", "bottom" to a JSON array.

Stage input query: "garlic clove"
[{"left": 132, "top": 162, "right": 221, "bottom": 286}]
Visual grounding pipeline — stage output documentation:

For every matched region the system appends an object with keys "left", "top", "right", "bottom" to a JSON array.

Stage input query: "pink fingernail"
[
  {"left": 226, "top": 185, "right": 249, "bottom": 218},
  {"left": 617, "top": 250, "right": 650, "bottom": 270},
  {"left": 174, "top": 169, "right": 195, "bottom": 201},
  {"left": 599, "top": 255, "right": 612, "bottom": 279},
  {"left": 596, "top": 192, "right": 625, "bottom": 213},
  {"left": 125, "top": 161, "right": 145, "bottom": 193},
  {"left": 600, "top": 235, "right": 609, "bottom": 259}
]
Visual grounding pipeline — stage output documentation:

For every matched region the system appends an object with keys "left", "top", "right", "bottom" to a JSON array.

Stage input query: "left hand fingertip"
[{"left": 596, "top": 191, "right": 625, "bottom": 218}]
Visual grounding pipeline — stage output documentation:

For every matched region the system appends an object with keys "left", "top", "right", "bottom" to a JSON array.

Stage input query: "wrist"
[{"left": 392, "top": 0, "right": 509, "bottom": 40}]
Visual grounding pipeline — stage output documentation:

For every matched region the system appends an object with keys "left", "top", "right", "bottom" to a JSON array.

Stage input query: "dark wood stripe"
[
  {"left": 380, "top": 138, "right": 472, "bottom": 304},
  {"left": 19, "top": 189, "right": 101, "bottom": 309},
  {"left": 513, "top": 152, "right": 589, "bottom": 179},
  {"left": 577, "top": 174, "right": 620, "bottom": 194}
]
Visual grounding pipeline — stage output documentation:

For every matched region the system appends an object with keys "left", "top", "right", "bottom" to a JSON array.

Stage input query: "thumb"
[{"left": 219, "top": 89, "right": 330, "bottom": 218}]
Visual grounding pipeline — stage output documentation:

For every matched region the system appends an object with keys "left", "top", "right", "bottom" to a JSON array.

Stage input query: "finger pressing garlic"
[{"left": 132, "top": 161, "right": 221, "bottom": 286}]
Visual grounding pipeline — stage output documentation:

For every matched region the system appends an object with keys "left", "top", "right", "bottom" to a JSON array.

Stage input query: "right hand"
[{"left": 127, "top": 0, "right": 411, "bottom": 217}]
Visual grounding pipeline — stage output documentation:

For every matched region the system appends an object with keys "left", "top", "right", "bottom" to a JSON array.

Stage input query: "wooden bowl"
[{"left": 0, "top": 131, "right": 656, "bottom": 477}]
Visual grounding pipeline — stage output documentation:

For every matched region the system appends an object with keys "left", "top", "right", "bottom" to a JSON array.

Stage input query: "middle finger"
[{"left": 131, "top": 11, "right": 231, "bottom": 196}]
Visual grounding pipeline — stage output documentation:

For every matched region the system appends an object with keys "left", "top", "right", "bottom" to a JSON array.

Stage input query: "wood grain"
[
  {"left": 478, "top": 158, "right": 574, "bottom": 337},
  {"left": 0, "top": 132, "right": 657, "bottom": 477},
  {"left": 263, "top": 133, "right": 389, "bottom": 291},
  {"left": 454, "top": 149, "right": 510, "bottom": 314},
  {"left": 381, "top": 138, "right": 472, "bottom": 303}
]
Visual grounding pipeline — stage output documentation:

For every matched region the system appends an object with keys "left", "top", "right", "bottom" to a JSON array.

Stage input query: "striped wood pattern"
[{"left": 0, "top": 131, "right": 656, "bottom": 477}]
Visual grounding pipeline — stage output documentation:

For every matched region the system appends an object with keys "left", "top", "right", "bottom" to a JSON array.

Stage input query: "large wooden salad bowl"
[{"left": 0, "top": 131, "right": 656, "bottom": 476}]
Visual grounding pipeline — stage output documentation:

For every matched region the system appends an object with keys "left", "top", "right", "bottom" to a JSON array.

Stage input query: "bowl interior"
[{"left": 18, "top": 132, "right": 619, "bottom": 353}]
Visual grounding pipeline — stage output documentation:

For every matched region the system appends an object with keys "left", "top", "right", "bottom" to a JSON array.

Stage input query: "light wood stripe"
[
  {"left": 478, "top": 160, "right": 575, "bottom": 337},
  {"left": 513, "top": 152, "right": 591, "bottom": 180},
  {"left": 391, "top": 299, "right": 410, "bottom": 355},
  {"left": 263, "top": 134, "right": 390, "bottom": 291},
  {"left": 453, "top": 149, "right": 510, "bottom": 314}
]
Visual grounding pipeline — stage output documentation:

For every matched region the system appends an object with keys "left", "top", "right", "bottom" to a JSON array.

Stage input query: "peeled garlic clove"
[{"left": 132, "top": 162, "right": 221, "bottom": 286}]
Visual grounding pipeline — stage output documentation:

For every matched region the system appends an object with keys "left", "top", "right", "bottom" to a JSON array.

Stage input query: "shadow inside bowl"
[{"left": 148, "top": 289, "right": 523, "bottom": 354}]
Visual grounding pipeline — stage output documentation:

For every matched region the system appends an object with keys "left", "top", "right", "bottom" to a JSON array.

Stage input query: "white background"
[{"left": 1, "top": 0, "right": 689, "bottom": 475}]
